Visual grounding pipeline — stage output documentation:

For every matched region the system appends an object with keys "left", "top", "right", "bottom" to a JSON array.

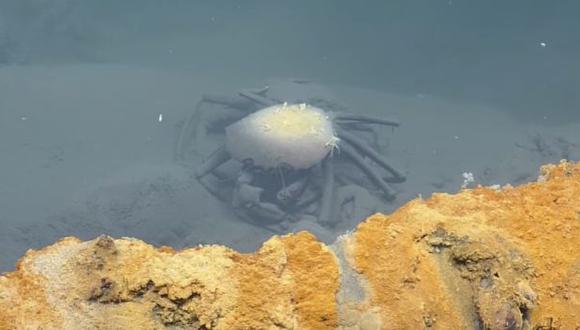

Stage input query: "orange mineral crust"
[
  {"left": 348, "top": 161, "right": 580, "bottom": 329},
  {"left": 0, "top": 233, "right": 339, "bottom": 330},
  {"left": 0, "top": 161, "right": 579, "bottom": 329}
]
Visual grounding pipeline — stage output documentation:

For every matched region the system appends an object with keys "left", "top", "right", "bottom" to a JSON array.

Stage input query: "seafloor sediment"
[{"left": 0, "top": 161, "right": 578, "bottom": 329}]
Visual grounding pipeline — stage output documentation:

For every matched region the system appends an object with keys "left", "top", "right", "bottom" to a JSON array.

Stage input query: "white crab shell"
[{"left": 225, "top": 103, "right": 337, "bottom": 170}]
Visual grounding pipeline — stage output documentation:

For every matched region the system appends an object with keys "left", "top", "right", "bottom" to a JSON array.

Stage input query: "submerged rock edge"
[{"left": 0, "top": 161, "right": 578, "bottom": 329}]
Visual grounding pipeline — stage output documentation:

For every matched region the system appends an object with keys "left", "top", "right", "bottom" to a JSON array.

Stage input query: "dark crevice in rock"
[{"left": 423, "top": 227, "right": 538, "bottom": 330}]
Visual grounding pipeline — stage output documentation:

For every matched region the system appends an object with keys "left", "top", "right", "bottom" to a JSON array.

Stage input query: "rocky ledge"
[{"left": 1, "top": 162, "right": 579, "bottom": 329}]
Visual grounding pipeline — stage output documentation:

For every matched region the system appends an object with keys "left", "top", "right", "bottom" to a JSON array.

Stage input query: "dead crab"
[{"left": 176, "top": 80, "right": 406, "bottom": 232}]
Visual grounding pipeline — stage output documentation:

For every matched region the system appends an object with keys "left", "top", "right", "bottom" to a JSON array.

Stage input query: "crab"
[{"left": 175, "top": 79, "right": 406, "bottom": 232}]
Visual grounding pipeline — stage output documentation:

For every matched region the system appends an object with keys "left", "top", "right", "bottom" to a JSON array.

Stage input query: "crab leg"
[
  {"left": 195, "top": 146, "right": 231, "bottom": 178},
  {"left": 203, "top": 170, "right": 284, "bottom": 233},
  {"left": 334, "top": 112, "right": 400, "bottom": 127},
  {"left": 295, "top": 187, "right": 322, "bottom": 209},
  {"left": 340, "top": 142, "right": 396, "bottom": 200},
  {"left": 318, "top": 156, "right": 335, "bottom": 225},
  {"left": 175, "top": 100, "right": 205, "bottom": 161},
  {"left": 197, "top": 174, "right": 230, "bottom": 203},
  {"left": 175, "top": 94, "right": 256, "bottom": 160},
  {"left": 244, "top": 202, "right": 293, "bottom": 224},
  {"left": 335, "top": 122, "right": 374, "bottom": 131},
  {"left": 336, "top": 128, "right": 406, "bottom": 182},
  {"left": 277, "top": 175, "right": 309, "bottom": 206},
  {"left": 238, "top": 88, "right": 277, "bottom": 107},
  {"left": 200, "top": 94, "right": 256, "bottom": 111}
]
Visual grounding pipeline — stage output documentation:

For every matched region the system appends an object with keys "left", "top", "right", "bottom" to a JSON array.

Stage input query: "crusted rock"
[{"left": 1, "top": 162, "right": 579, "bottom": 329}]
